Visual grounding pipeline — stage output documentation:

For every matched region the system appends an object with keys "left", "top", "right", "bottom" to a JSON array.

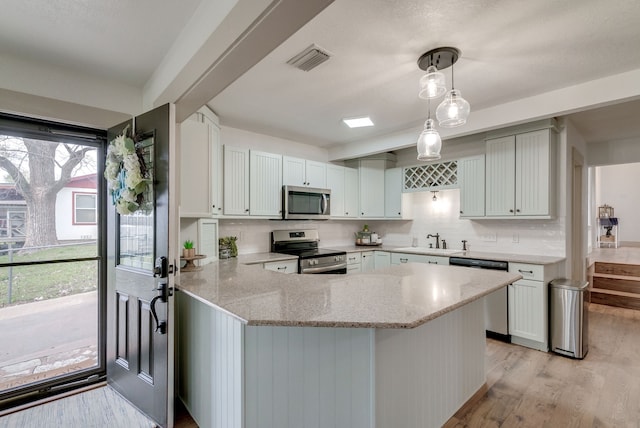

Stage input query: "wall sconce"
[{"left": 431, "top": 191, "right": 439, "bottom": 201}]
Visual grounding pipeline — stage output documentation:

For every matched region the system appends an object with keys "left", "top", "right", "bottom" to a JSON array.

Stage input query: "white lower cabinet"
[
  {"left": 374, "top": 251, "right": 390, "bottom": 269},
  {"left": 507, "top": 262, "right": 558, "bottom": 351},
  {"left": 346, "top": 252, "right": 362, "bottom": 274},
  {"left": 263, "top": 260, "right": 298, "bottom": 274},
  {"left": 361, "top": 251, "right": 375, "bottom": 272}
]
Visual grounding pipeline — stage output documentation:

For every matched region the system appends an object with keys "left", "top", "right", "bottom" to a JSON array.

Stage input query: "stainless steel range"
[{"left": 271, "top": 229, "right": 347, "bottom": 274}]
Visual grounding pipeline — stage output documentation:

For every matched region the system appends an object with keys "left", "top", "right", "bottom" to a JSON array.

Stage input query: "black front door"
[{"left": 106, "top": 104, "right": 176, "bottom": 427}]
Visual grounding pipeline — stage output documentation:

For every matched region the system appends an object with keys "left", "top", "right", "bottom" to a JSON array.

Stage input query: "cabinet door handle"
[
  {"left": 509, "top": 209, "right": 514, "bottom": 213},
  {"left": 362, "top": 212, "right": 365, "bottom": 216},
  {"left": 460, "top": 210, "right": 463, "bottom": 214},
  {"left": 398, "top": 212, "right": 401, "bottom": 215},
  {"left": 400, "top": 258, "right": 408, "bottom": 263},
  {"left": 277, "top": 266, "right": 287, "bottom": 271},
  {"left": 428, "top": 261, "right": 437, "bottom": 264},
  {"left": 245, "top": 208, "right": 249, "bottom": 212},
  {"left": 518, "top": 269, "right": 534, "bottom": 274},
  {"left": 345, "top": 212, "right": 349, "bottom": 215},
  {"left": 516, "top": 209, "right": 521, "bottom": 213}
]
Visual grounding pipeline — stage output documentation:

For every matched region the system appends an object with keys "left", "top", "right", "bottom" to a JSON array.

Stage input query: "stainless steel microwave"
[{"left": 282, "top": 185, "right": 331, "bottom": 220}]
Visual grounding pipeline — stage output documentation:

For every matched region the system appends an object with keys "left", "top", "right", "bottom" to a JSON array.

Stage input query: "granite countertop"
[
  {"left": 177, "top": 259, "right": 521, "bottom": 329},
  {"left": 327, "top": 245, "right": 565, "bottom": 265}
]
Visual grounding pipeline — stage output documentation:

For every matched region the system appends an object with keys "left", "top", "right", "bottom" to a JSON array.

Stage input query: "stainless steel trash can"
[{"left": 549, "top": 279, "right": 589, "bottom": 359}]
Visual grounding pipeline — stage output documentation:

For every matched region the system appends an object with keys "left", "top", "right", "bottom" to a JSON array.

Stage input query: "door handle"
[{"left": 150, "top": 282, "right": 171, "bottom": 334}]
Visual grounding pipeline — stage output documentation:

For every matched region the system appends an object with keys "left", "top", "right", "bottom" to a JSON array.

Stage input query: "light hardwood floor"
[{"left": 445, "top": 303, "right": 640, "bottom": 427}]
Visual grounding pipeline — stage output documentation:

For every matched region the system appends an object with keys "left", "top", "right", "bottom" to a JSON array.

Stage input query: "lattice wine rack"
[{"left": 403, "top": 161, "right": 458, "bottom": 192}]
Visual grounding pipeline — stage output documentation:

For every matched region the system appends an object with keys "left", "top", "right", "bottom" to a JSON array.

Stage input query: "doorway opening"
[{"left": 0, "top": 113, "right": 106, "bottom": 409}]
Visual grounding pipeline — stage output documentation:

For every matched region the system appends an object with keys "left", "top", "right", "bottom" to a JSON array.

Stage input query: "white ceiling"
[
  {"left": 208, "top": 0, "right": 640, "bottom": 147},
  {"left": 2, "top": 0, "right": 640, "bottom": 149},
  {"left": 0, "top": 0, "right": 200, "bottom": 86}
]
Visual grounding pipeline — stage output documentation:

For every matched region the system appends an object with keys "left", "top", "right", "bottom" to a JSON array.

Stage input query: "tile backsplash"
[{"left": 219, "top": 189, "right": 565, "bottom": 258}]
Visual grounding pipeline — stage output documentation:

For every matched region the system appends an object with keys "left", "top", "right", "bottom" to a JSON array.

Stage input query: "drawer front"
[
  {"left": 391, "top": 253, "right": 428, "bottom": 265},
  {"left": 347, "top": 264, "right": 362, "bottom": 274},
  {"left": 347, "top": 252, "right": 362, "bottom": 265},
  {"left": 264, "top": 260, "right": 298, "bottom": 274},
  {"left": 425, "top": 255, "right": 449, "bottom": 265},
  {"left": 509, "top": 262, "right": 544, "bottom": 281}
]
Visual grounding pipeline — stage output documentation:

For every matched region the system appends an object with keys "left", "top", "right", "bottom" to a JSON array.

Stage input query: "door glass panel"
[
  {"left": 117, "top": 136, "right": 154, "bottom": 272},
  {"left": 0, "top": 131, "right": 101, "bottom": 398}
]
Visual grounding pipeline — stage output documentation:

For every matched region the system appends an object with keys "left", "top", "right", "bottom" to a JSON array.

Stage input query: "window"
[{"left": 74, "top": 192, "right": 97, "bottom": 224}]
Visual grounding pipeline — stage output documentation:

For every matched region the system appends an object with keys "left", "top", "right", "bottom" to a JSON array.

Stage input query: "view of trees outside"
[{"left": 0, "top": 135, "right": 98, "bottom": 307}]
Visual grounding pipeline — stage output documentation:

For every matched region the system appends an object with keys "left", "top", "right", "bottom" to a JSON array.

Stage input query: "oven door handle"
[{"left": 301, "top": 262, "right": 347, "bottom": 274}]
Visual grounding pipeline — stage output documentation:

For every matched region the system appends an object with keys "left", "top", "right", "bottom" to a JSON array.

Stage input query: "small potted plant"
[
  {"left": 183, "top": 240, "right": 195, "bottom": 258},
  {"left": 219, "top": 236, "right": 238, "bottom": 258}
]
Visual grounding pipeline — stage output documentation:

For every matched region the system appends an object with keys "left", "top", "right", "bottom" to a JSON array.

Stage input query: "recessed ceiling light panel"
[{"left": 342, "top": 116, "right": 374, "bottom": 128}]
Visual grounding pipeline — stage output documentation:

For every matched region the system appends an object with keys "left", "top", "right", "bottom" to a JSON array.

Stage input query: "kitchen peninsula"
[{"left": 176, "top": 257, "right": 521, "bottom": 428}]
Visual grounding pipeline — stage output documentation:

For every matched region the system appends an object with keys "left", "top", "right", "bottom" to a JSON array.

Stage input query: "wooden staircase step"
[
  {"left": 590, "top": 288, "right": 640, "bottom": 311},
  {"left": 594, "top": 262, "right": 640, "bottom": 277},
  {"left": 592, "top": 276, "right": 640, "bottom": 294}
]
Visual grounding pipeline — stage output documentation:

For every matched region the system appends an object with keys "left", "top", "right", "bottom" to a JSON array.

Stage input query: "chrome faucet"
[{"left": 427, "top": 233, "right": 440, "bottom": 249}]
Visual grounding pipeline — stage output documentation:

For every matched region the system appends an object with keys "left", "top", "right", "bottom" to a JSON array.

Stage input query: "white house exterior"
[{"left": 54, "top": 174, "right": 98, "bottom": 241}]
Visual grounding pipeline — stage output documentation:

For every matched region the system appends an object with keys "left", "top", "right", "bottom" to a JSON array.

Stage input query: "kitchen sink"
[{"left": 393, "top": 247, "right": 463, "bottom": 255}]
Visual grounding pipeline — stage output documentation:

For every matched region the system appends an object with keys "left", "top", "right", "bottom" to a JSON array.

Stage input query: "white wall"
[
  {"left": 595, "top": 162, "right": 640, "bottom": 245},
  {"left": 219, "top": 219, "right": 359, "bottom": 254},
  {"left": 221, "top": 126, "right": 330, "bottom": 163}
]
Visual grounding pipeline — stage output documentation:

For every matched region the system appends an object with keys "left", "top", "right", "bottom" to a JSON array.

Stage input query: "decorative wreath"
[{"left": 104, "top": 125, "right": 150, "bottom": 215}]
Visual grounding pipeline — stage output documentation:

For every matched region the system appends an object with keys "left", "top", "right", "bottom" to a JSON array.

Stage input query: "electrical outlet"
[
  {"left": 482, "top": 233, "right": 497, "bottom": 242},
  {"left": 512, "top": 233, "right": 519, "bottom": 243}
]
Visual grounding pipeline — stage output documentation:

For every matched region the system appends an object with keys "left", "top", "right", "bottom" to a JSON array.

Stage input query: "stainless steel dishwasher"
[{"left": 449, "top": 257, "right": 511, "bottom": 342}]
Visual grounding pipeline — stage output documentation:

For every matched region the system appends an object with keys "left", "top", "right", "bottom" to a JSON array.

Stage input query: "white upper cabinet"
[
  {"left": 344, "top": 167, "right": 359, "bottom": 218},
  {"left": 326, "top": 164, "right": 360, "bottom": 218},
  {"left": 326, "top": 164, "right": 345, "bottom": 218},
  {"left": 358, "top": 159, "right": 386, "bottom": 218},
  {"left": 384, "top": 167, "right": 404, "bottom": 218},
  {"left": 282, "top": 156, "right": 327, "bottom": 188},
  {"left": 223, "top": 145, "right": 250, "bottom": 216},
  {"left": 458, "top": 155, "right": 485, "bottom": 218},
  {"left": 515, "top": 129, "right": 554, "bottom": 216},
  {"left": 485, "top": 136, "right": 516, "bottom": 216},
  {"left": 485, "top": 128, "right": 555, "bottom": 218},
  {"left": 250, "top": 151, "right": 282, "bottom": 217},
  {"left": 305, "top": 160, "right": 327, "bottom": 188},
  {"left": 179, "top": 115, "right": 222, "bottom": 217}
]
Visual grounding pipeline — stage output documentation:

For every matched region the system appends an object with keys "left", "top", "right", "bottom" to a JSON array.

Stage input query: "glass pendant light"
[
  {"left": 418, "top": 65, "right": 446, "bottom": 99},
  {"left": 436, "top": 61, "right": 470, "bottom": 127},
  {"left": 416, "top": 101, "right": 441, "bottom": 162}
]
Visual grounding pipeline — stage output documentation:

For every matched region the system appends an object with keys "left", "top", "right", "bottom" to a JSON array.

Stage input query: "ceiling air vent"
[{"left": 286, "top": 44, "right": 331, "bottom": 72}]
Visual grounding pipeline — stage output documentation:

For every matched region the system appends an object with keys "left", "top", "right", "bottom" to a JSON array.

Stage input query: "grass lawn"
[{"left": 0, "top": 243, "right": 98, "bottom": 307}]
